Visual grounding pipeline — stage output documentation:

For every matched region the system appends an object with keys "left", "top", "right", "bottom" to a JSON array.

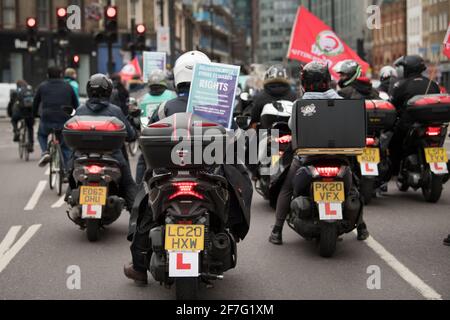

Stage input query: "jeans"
[{"left": 38, "top": 121, "right": 72, "bottom": 166}]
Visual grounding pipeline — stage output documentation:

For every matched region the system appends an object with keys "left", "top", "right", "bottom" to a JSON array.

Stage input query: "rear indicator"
[
  {"left": 66, "top": 121, "right": 123, "bottom": 131},
  {"left": 315, "top": 166, "right": 340, "bottom": 177},
  {"left": 275, "top": 135, "right": 292, "bottom": 144},
  {"left": 84, "top": 165, "right": 103, "bottom": 174},
  {"left": 366, "top": 137, "right": 376, "bottom": 146},
  {"left": 425, "top": 126, "right": 441, "bottom": 137},
  {"left": 169, "top": 182, "right": 204, "bottom": 200}
]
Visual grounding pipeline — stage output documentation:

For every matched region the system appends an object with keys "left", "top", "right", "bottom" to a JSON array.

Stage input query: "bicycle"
[
  {"left": 17, "top": 119, "right": 31, "bottom": 162},
  {"left": 48, "top": 129, "right": 65, "bottom": 196}
]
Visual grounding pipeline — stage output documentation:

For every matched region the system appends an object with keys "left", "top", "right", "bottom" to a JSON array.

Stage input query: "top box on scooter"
[
  {"left": 365, "top": 100, "right": 397, "bottom": 134},
  {"left": 406, "top": 94, "right": 450, "bottom": 124},
  {"left": 140, "top": 113, "right": 227, "bottom": 170},
  {"left": 291, "top": 99, "right": 367, "bottom": 155},
  {"left": 63, "top": 116, "right": 127, "bottom": 153}
]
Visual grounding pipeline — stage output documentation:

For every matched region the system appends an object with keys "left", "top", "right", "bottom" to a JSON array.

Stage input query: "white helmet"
[
  {"left": 379, "top": 66, "right": 398, "bottom": 81},
  {"left": 174, "top": 51, "right": 211, "bottom": 87}
]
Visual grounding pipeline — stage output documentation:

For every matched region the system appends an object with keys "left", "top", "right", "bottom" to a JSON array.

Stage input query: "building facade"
[{"left": 407, "top": 0, "right": 423, "bottom": 55}]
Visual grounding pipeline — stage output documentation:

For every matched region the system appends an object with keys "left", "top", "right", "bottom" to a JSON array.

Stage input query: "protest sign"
[{"left": 143, "top": 52, "right": 166, "bottom": 83}]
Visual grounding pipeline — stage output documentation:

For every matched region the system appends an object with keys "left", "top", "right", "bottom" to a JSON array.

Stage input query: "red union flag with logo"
[
  {"left": 444, "top": 23, "right": 450, "bottom": 59},
  {"left": 287, "top": 6, "right": 369, "bottom": 78}
]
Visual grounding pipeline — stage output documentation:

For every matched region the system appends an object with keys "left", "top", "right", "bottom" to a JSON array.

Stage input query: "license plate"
[
  {"left": 424, "top": 148, "right": 448, "bottom": 164},
  {"left": 165, "top": 225, "right": 205, "bottom": 252},
  {"left": 313, "top": 182, "right": 345, "bottom": 203},
  {"left": 357, "top": 148, "right": 381, "bottom": 164},
  {"left": 79, "top": 186, "right": 107, "bottom": 206}
]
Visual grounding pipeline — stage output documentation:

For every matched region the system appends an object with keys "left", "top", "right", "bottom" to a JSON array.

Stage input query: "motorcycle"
[
  {"left": 397, "top": 94, "right": 450, "bottom": 203},
  {"left": 254, "top": 100, "right": 293, "bottom": 200},
  {"left": 139, "top": 113, "right": 241, "bottom": 300},
  {"left": 63, "top": 116, "right": 128, "bottom": 242},
  {"left": 355, "top": 100, "right": 396, "bottom": 204}
]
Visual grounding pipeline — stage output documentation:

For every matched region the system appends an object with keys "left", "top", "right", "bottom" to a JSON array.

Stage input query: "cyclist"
[
  {"left": 33, "top": 66, "right": 79, "bottom": 167},
  {"left": 8, "top": 80, "right": 34, "bottom": 151},
  {"left": 64, "top": 68, "right": 80, "bottom": 104}
]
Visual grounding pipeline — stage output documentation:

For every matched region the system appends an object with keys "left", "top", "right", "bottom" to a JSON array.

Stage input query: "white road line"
[
  {"left": 358, "top": 232, "right": 442, "bottom": 300},
  {"left": 24, "top": 181, "right": 47, "bottom": 211},
  {"left": 0, "top": 225, "right": 42, "bottom": 273},
  {"left": 51, "top": 196, "right": 66, "bottom": 209}
]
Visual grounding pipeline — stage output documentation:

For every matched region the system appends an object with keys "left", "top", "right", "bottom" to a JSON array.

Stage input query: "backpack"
[{"left": 17, "top": 86, "right": 34, "bottom": 109}]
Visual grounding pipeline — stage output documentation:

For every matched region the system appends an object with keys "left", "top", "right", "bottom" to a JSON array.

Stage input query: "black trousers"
[{"left": 11, "top": 112, "right": 34, "bottom": 144}]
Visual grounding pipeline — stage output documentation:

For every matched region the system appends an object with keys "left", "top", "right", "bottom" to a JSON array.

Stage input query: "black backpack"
[{"left": 17, "top": 86, "right": 34, "bottom": 109}]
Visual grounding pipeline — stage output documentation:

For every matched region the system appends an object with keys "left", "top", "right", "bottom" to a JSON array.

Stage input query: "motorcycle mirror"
[
  {"left": 62, "top": 105, "right": 75, "bottom": 116},
  {"left": 235, "top": 116, "right": 251, "bottom": 130},
  {"left": 240, "top": 92, "right": 250, "bottom": 102}
]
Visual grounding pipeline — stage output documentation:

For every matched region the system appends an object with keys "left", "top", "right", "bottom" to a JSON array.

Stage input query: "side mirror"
[
  {"left": 62, "top": 105, "right": 75, "bottom": 116},
  {"left": 240, "top": 92, "right": 250, "bottom": 102},
  {"left": 235, "top": 116, "right": 251, "bottom": 130}
]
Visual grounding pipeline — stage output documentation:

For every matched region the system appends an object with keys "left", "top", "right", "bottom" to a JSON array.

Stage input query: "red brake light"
[
  {"left": 316, "top": 166, "right": 340, "bottom": 177},
  {"left": 85, "top": 165, "right": 103, "bottom": 175},
  {"left": 366, "top": 138, "right": 376, "bottom": 146},
  {"left": 192, "top": 122, "right": 217, "bottom": 127},
  {"left": 426, "top": 126, "right": 441, "bottom": 137},
  {"left": 66, "top": 121, "right": 123, "bottom": 132},
  {"left": 169, "top": 182, "right": 204, "bottom": 200},
  {"left": 275, "top": 135, "right": 292, "bottom": 144},
  {"left": 148, "top": 123, "right": 171, "bottom": 128}
]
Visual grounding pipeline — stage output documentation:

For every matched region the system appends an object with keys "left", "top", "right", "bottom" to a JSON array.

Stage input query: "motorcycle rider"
[
  {"left": 68, "top": 74, "right": 137, "bottom": 215},
  {"left": 269, "top": 61, "right": 370, "bottom": 245},
  {"left": 389, "top": 55, "right": 441, "bottom": 175},
  {"left": 8, "top": 80, "right": 34, "bottom": 151},
  {"left": 337, "top": 60, "right": 380, "bottom": 100},
  {"left": 135, "top": 70, "right": 177, "bottom": 184},
  {"left": 124, "top": 51, "right": 253, "bottom": 284},
  {"left": 110, "top": 73, "right": 130, "bottom": 116},
  {"left": 33, "top": 66, "right": 79, "bottom": 168},
  {"left": 378, "top": 66, "right": 398, "bottom": 98}
]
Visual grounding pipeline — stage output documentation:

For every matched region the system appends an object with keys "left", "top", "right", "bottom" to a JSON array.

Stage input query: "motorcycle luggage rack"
[{"left": 296, "top": 148, "right": 364, "bottom": 156}]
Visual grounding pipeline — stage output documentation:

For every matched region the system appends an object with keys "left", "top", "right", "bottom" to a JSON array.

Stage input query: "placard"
[{"left": 143, "top": 51, "right": 166, "bottom": 83}]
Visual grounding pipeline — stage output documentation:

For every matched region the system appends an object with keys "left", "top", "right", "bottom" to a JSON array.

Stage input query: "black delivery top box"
[{"left": 291, "top": 99, "right": 367, "bottom": 154}]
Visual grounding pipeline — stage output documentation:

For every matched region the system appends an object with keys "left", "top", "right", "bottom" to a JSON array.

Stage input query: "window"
[
  {"left": 2, "top": 0, "right": 16, "bottom": 29},
  {"left": 37, "top": 0, "right": 51, "bottom": 30}
]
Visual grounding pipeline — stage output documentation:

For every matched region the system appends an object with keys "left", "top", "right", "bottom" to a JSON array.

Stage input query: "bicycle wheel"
[
  {"left": 49, "top": 144, "right": 56, "bottom": 190},
  {"left": 18, "top": 121, "right": 24, "bottom": 160},
  {"left": 55, "top": 146, "right": 64, "bottom": 196},
  {"left": 23, "top": 125, "right": 30, "bottom": 162}
]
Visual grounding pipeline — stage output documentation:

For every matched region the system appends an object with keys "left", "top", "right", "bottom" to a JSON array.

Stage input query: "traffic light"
[
  {"left": 56, "top": 7, "right": 69, "bottom": 38},
  {"left": 136, "top": 24, "right": 146, "bottom": 51},
  {"left": 26, "top": 17, "right": 38, "bottom": 51},
  {"left": 71, "top": 55, "right": 80, "bottom": 68},
  {"left": 104, "top": 5, "right": 118, "bottom": 42}
]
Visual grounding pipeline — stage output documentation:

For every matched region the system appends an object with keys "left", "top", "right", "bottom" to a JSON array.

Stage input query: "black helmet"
[
  {"left": 87, "top": 73, "right": 113, "bottom": 99},
  {"left": 264, "top": 64, "right": 289, "bottom": 86},
  {"left": 394, "top": 55, "right": 426, "bottom": 78},
  {"left": 337, "top": 59, "right": 362, "bottom": 87},
  {"left": 301, "top": 61, "right": 332, "bottom": 92}
]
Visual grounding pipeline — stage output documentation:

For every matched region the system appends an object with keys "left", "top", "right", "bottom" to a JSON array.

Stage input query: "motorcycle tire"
[
  {"left": 422, "top": 169, "right": 443, "bottom": 203},
  {"left": 86, "top": 220, "right": 101, "bottom": 242},
  {"left": 396, "top": 177, "right": 409, "bottom": 192},
  {"left": 319, "top": 223, "right": 338, "bottom": 258},
  {"left": 175, "top": 278, "right": 199, "bottom": 300},
  {"left": 360, "top": 178, "right": 375, "bottom": 205}
]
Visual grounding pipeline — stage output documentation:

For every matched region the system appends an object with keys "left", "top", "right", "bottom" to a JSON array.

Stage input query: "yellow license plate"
[
  {"left": 165, "top": 224, "right": 205, "bottom": 252},
  {"left": 79, "top": 186, "right": 107, "bottom": 206},
  {"left": 271, "top": 155, "right": 281, "bottom": 167},
  {"left": 357, "top": 148, "right": 381, "bottom": 164},
  {"left": 313, "top": 182, "right": 345, "bottom": 203},
  {"left": 424, "top": 148, "right": 448, "bottom": 164}
]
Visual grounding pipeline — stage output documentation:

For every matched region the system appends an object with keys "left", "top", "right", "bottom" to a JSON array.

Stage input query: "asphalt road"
[{"left": 0, "top": 118, "right": 449, "bottom": 300}]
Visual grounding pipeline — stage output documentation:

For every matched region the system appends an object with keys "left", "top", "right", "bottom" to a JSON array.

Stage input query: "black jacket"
[
  {"left": 33, "top": 79, "right": 79, "bottom": 124},
  {"left": 75, "top": 98, "right": 136, "bottom": 143},
  {"left": 390, "top": 75, "right": 441, "bottom": 111},
  {"left": 250, "top": 83, "right": 297, "bottom": 124},
  {"left": 149, "top": 93, "right": 189, "bottom": 124},
  {"left": 338, "top": 79, "right": 380, "bottom": 100},
  {"left": 110, "top": 82, "right": 130, "bottom": 116}
]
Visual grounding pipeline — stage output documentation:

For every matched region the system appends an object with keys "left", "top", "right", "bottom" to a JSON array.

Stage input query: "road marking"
[
  {"left": 358, "top": 232, "right": 442, "bottom": 300},
  {"left": 24, "top": 181, "right": 47, "bottom": 211},
  {"left": 0, "top": 225, "right": 42, "bottom": 273},
  {"left": 45, "top": 167, "right": 50, "bottom": 176},
  {"left": 51, "top": 196, "right": 66, "bottom": 208}
]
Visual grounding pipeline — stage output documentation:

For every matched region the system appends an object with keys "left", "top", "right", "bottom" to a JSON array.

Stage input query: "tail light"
[
  {"left": 84, "top": 165, "right": 104, "bottom": 175},
  {"left": 66, "top": 121, "right": 123, "bottom": 131},
  {"left": 425, "top": 126, "right": 441, "bottom": 137},
  {"left": 169, "top": 182, "right": 204, "bottom": 200},
  {"left": 315, "top": 166, "right": 340, "bottom": 177},
  {"left": 275, "top": 135, "right": 292, "bottom": 144},
  {"left": 148, "top": 123, "right": 171, "bottom": 128},
  {"left": 192, "top": 121, "right": 218, "bottom": 127},
  {"left": 366, "top": 137, "right": 376, "bottom": 146}
]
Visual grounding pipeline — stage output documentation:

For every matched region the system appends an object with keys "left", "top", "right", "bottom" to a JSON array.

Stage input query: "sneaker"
[
  {"left": 13, "top": 133, "right": 19, "bottom": 142},
  {"left": 443, "top": 235, "right": 450, "bottom": 247},
  {"left": 27, "top": 145, "right": 34, "bottom": 153},
  {"left": 38, "top": 153, "right": 51, "bottom": 167},
  {"left": 269, "top": 226, "right": 283, "bottom": 245},
  {"left": 124, "top": 263, "right": 148, "bottom": 285}
]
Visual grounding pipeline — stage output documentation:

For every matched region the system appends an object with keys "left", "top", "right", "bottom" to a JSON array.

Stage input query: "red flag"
[
  {"left": 287, "top": 6, "right": 369, "bottom": 78},
  {"left": 444, "top": 23, "right": 450, "bottom": 59},
  {"left": 120, "top": 57, "right": 142, "bottom": 82}
]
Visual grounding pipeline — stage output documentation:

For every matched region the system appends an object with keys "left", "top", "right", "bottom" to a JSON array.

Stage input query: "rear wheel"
[
  {"left": 49, "top": 146, "right": 55, "bottom": 190},
  {"left": 18, "top": 122, "right": 24, "bottom": 160},
  {"left": 86, "top": 219, "right": 101, "bottom": 242},
  {"left": 360, "top": 178, "right": 375, "bottom": 205},
  {"left": 319, "top": 223, "right": 338, "bottom": 258},
  {"left": 55, "top": 147, "right": 64, "bottom": 196},
  {"left": 422, "top": 169, "right": 443, "bottom": 203},
  {"left": 175, "top": 278, "right": 199, "bottom": 300}
]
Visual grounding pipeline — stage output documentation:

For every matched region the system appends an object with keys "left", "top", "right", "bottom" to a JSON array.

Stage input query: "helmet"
[
  {"left": 301, "top": 61, "right": 332, "bottom": 92},
  {"left": 148, "top": 69, "right": 168, "bottom": 88},
  {"left": 86, "top": 73, "right": 113, "bottom": 99},
  {"left": 126, "top": 97, "right": 138, "bottom": 107},
  {"left": 337, "top": 59, "right": 362, "bottom": 87},
  {"left": 394, "top": 55, "right": 426, "bottom": 78},
  {"left": 264, "top": 64, "right": 289, "bottom": 86},
  {"left": 379, "top": 66, "right": 397, "bottom": 81},
  {"left": 173, "top": 51, "right": 211, "bottom": 87},
  {"left": 332, "top": 60, "right": 346, "bottom": 74}
]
